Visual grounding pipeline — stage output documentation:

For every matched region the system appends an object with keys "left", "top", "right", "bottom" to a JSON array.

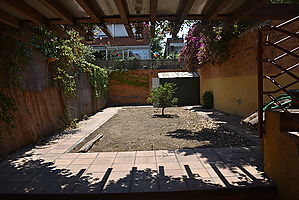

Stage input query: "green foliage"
[
  {"left": 82, "top": 114, "right": 89, "bottom": 120},
  {"left": 84, "top": 61, "right": 109, "bottom": 97},
  {"left": 179, "top": 20, "right": 258, "bottom": 69},
  {"left": 32, "top": 28, "right": 109, "bottom": 98},
  {"left": 0, "top": 32, "right": 31, "bottom": 126},
  {"left": 0, "top": 92, "right": 17, "bottom": 127},
  {"left": 66, "top": 117, "right": 79, "bottom": 129},
  {"left": 0, "top": 26, "right": 109, "bottom": 127},
  {"left": 202, "top": 91, "right": 213, "bottom": 109},
  {"left": 147, "top": 83, "right": 178, "bottom": 115},
  {"left": 112, "top": 72, "right": 149, "bottom": 88}
]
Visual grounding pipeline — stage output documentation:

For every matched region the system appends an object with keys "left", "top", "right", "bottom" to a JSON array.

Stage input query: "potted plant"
[{"left": 47, "top": 56, "right": 57, "bottom": 62}]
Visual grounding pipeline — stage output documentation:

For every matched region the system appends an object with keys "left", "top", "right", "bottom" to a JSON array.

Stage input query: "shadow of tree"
[
  {"left": 0, "top": 145, "right": 273, "bottom": 199},
  {"left": 152, "top": 114, "right": 179, "bottom": 118},
  {"left": 187, "top": 106, "right": 257, "bottom": 135},
  {"left": 166, "top": 127, "right": 252, "bottom": 148}
]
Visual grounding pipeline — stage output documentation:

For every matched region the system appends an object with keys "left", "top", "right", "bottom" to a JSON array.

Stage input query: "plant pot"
[{"left": 47, "top": 57, "right": 57, "bottom": 62}]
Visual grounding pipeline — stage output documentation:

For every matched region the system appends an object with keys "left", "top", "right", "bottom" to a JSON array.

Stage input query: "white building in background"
[
  {"left": 88, "top": 24, "right": 151, "bottom": 60},
  {"left": 164, "top": 37, "right": 185, "bottom": 57}
]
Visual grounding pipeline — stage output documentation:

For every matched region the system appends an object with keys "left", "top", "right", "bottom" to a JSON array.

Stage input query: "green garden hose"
[{"left": 263, "top": 93, "right": 292, "bottom": 111}]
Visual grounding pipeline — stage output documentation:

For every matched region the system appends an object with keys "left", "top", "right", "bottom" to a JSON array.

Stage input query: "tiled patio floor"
[{"left": 0, "top": 107, "right": 272, "bottom": 195}]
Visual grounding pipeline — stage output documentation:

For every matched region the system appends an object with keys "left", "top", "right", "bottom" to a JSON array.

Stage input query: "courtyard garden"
[
  {"left": 72, "top": 106, "right": 255, "bottom": 152},
  {"left": 0, "top": 0, "right": 297, "bottom": 199}
]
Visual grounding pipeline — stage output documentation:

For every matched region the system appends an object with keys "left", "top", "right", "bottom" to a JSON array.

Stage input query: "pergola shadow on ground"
[
  {"left": 0, "top": 146, "right": 271, "bottom": 197},
  {"left": 0, "top": 107, "right": 274, "bottom": 199}
]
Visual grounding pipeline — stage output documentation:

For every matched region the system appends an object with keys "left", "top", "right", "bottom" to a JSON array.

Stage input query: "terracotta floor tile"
[
  {"left": 72, "top": 158, "right": 95, "bottom": 165},
  {"left": 134, "top": 163, "right": 157, "bottom": 170},
  {"left": 160, "top": 169, "right": 187, "bottom": 179},
  {"left": 116, "top": 151, "right": 136, "bottom": 158},
  {"left": 93, "top": 157, "right": 115, "bottom": 165},
  {"left": 156, "top": 156, "right": 177, "bottom": 163},
  {"left": 113, "top": 157, "right": 135, "bottom": 164},
  {"left": 108, "top": 171, "right": 132, "bottom": 182},
  {"left": 157, "top": 162, "right": 181, "bottom": 170},
  {"left": 136, "top": 151, "right": 156, "bottom": 157},
  {"left": 135, "top": 156, "right": 156, "bottom": 164},
  {"left": 155, "top": 150, "right": 175, "bottom": 157},
  {"left": 188, "top": 168, "right": 211, "bottom": 179},
  {"left": 77, "top": 153, "right": 99, "bottom": 159},
  {"left": 111, "top": 163, "right": 135, "bottom": 172},
  {"left": 58, "top": 153, "right": 80, "bottom": 159},
  {"left": 97, "top": 152, "right": 117, "bottom": 158},
  {"left": 87, "top": 164, "right": 112, "bottom": 173}
]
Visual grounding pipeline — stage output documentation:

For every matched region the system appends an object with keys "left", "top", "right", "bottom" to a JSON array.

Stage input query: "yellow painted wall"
[
  {"left": 200, "top": 73, "right": 299, "bottom": 117},
  {"left": 264, "top": 111, "right": 299, "bottom": 200},
  {"left": 198, "top": 24, "right": 299, "bottom": 117},
  {"left": 200, "top": 75, "right": 257, "bottom": 117}
]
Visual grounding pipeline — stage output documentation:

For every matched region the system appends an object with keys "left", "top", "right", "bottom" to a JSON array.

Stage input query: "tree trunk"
[{"left": 162, "top": 107, "right": 165, "bottom": 116}]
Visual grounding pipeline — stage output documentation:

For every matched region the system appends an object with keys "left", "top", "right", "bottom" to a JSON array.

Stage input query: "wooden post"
[{"left": 257, "top": 28, "right": 264, "bottom": 138}]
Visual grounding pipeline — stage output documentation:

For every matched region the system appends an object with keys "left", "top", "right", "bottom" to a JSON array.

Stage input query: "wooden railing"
[{"left": 258, "top": 16, "right": 299, "bottom": 137}]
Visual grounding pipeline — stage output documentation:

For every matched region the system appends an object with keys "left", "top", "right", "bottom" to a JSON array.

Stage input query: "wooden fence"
[{"left": 0, "top": 49, "right": 107, "bottom": 157}]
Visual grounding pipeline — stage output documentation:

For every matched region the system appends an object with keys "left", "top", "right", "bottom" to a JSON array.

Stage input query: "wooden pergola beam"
[
  {"left": 75, "top": 0, "right": 100, "bottom": 22},
  {"left": 40, "top": 0, "right": 74, "bottom": 24},
  {"left": 53, "top": 3, "right": 299, "bottom": 25},
  {"left": 1, "top": 0, "right": 83, "bottom": 37},
  {"left": 172, "top": 0, "right": 195, "bottom": 37},
  {"left": 150, "top": 0, "right": 158, "bottom": 22},
  {"left": 202, "top": 0, "right": 231, "bottom": 21},
  {"left": 227, "top": 0, "right": 268, "bottom": 24},
  {"left": 150, "top": 0, "right": 158, "bottom": 37},
  {"left": 0, "top": 8, "right": 21, "bottom": 28},
  {"left": 114, "top": 0, "right": 134, "bottom": 38},
  {"left": 98, "top": 24, "right": 113, "bottom": 39},
  {"left": 2, "top": 0, "right": 48, "bottom": 26},
  {"left": 75, "top": 0, "right": 112, "bottom": 38},
  {"left": 40, "top": 1, "right": 88, "bottom": 36},
  {"left": 249, "top": 4, "right": 299, "bottom": 20}
]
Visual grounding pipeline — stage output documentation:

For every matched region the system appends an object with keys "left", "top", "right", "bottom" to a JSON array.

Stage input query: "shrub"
[
  {"left": 147, "top": 83, "right": 178, "bottom": 116},
  {"left": 202, "top": 91, "right": 213, "bottom": 108}
]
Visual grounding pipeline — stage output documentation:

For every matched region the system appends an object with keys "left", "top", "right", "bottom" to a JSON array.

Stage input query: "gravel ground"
[{"left": 72, "top": 107, "right": 254, "bottom": 152}]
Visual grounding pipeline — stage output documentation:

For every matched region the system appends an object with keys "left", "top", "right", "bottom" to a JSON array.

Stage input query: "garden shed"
[{"left": 158, "top": 71, "right": 200, "bottom": 105}]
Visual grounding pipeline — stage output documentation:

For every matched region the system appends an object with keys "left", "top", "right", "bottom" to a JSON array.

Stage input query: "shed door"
[{"left": 160, "top": 77, "right": 200, "bottom": 106}]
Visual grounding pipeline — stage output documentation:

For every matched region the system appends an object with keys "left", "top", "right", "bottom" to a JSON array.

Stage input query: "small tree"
[{"left": 147, "top": 82, "right": 178, "bottom": 116}]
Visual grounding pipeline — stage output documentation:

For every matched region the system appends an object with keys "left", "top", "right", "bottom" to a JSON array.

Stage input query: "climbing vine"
[
  {"left": 0, "top": 26, "right": 110, "bottom": 126},
  {"left": 111, "top": 72, "right": 149, "bottom": 88},
  {"left": 32, "top": 27, "right": 109, "bottom": 98},
  {"left": 179, "top": 21, "right": 258, "bottom": 69},
  {"left": 0, "top": 30, "right": 32, "bottom": 126},
  {"left": 0, "top": 92, "right": 17, "bottom": 127},
  {"left": 82, "top": 61, "right": 109, "bottom": 97}
]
